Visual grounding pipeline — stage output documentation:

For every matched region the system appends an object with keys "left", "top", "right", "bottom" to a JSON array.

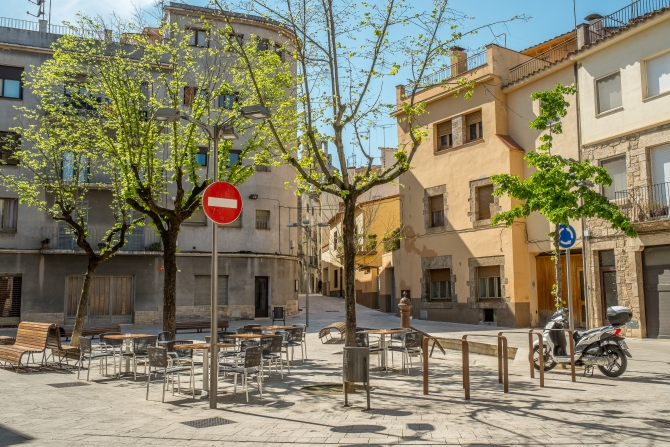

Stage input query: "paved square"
[{"left": 1, "top": 294, "right": 669, "bottom": 446}]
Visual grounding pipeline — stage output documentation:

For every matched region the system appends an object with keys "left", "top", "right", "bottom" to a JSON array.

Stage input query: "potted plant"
[
  {"left": 40, "top": 238, "right": 50, "bottom": 249},
  {"left": 649, "top": 202, "right": 669, "bottom": 218}
]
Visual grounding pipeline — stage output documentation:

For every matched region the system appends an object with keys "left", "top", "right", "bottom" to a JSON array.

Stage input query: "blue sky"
[{"left": 3, "top": 0, "right": 636, "bottom": 159}]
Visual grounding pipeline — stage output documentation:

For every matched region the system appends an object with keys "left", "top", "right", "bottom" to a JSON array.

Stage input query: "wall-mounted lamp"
[{"left": 248, "top": 194, "right": 259, "bottom": 200}]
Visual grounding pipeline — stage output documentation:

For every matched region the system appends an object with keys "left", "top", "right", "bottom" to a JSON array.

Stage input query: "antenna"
[
  {"left": 27, "top": 0, "right": 52, "bottom": 27},
  {"left": 375, "top": 124, "right": 394, "bottom": 147}
]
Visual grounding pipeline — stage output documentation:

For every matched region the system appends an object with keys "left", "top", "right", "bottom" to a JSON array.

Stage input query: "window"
[
  {"left": 228, "top": 150, "right": 241, "bottom": 167},
  {"left": 194, "top": 275, "right": 228, "bottom": 305},
  {"left": 188, "top": 29, "right": 209, "bottom": 47},
  {"left": 195, "top": 146, "right": 208, "bottom": 167},
  {"left": 217, "top": 93, "right": 237, "bottom": 109},
  {"left": 477, "top": 184, "right": 495, "bottom": 220},
  {"left": 333, "top": 230, "right": 338, "bottom": 249},
  {"left": 0, "top": 66, "right": 23, "bottom": 99},
  {"left": 437, "top": 120, "right": 452, "bottom": 150},
  {"left": 596, "top": 71, "right": 622, "bottom": 114},
  {"left": 225, "top": 33, "right": 244, "bottom": 47},
  {"left": 429, "top": 195, "right": 444, "bottom": 227},
  {"left": 334, "top": 269, "right": 338, "bottom": 288},
  {"left": 256, "top": 38, "right": 284, "bottom": 61},
  {"left": 256, "top": 209, "right": 270, "bottom": 229},
  {"left": 0, "top": 198, "right": 17, "bottom": 231},
  {"left": 599, "top": 250, "right": 618, "bottom": 310},
  {"left": 0, "top": 131, "right": 19, "bottom": 165},
  {"left": 646, "top": 52, "right": 670, "bottom": 98},
  {"left": 183, "top": 87, "right": 208, "bottom": 107},
  {"left": 62, "top": 152, "right": 89, "bottom": 182},
  {"left": 465, "top": 110, "right": 483, "bottom": 142},
  {"left": 477, "top": 265, "right": 501, "bottom": 300},
  {"left": 601, "top": 155, "right": 626, "bottom": 200},
  {"left": 185, "top": 206, "right": 206, "bottom": 225},
  {"left": 429, "top": 268, "right": 451, "bottom": 300},
  {"left": 255, "top": 165, "right": 271, "bottom": 172}
]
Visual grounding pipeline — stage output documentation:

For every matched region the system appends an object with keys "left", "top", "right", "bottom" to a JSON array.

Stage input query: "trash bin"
[{"left": 343, "top": 347, "right": 371, "bottom": 410}]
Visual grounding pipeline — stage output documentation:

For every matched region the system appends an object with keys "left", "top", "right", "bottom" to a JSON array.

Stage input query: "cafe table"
[
  {"left": 227, "top": 333, "right": 265, "bottom": 340},
  {"left": 173, "top": 342, "right": 236, "bottom": 399},
  {"left": 102, "top": 333, "right": 151, "bottom": 376},
  {"left": 255, "top": 325, "right": 293, "bottom": 332},
  {"left": 363, "top": 329, "right": 408, "bottom": 371}
]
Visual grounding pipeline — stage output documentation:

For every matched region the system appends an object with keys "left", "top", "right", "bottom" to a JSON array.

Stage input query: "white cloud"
[{"left": 50, "top": 0, "right": 159, "bottom": 24}]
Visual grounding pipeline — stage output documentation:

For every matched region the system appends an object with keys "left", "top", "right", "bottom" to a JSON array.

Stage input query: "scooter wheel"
[
  {"left": 533, "top": 345, "right": 556, "bottom": 371},
  {"left": 598, "top": 346, "right": 627, "bottom": 378}
]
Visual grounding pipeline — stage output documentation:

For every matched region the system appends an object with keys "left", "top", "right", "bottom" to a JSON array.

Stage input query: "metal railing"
[
  {"left": 509, "top": 37, "right": 578, "bottom": 83},
  {"left": 586, "top": 0, "right": 670, "bottom": 46},
  {"left": 407, "top": 51, "right": 487, "bottom": 93},
  {"left": 0, "top": 16, "right": 82, "bottom": 36},
  {"left": 614, "top": 182, "right": 670, "bottom": 224},
  {"left": 40, "top": 226, "right": 162, "bottom": 252}
]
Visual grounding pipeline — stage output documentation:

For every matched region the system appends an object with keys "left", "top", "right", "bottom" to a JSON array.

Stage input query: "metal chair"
[
  {"left": 289, "top": 326, "right": 305, "bottom": 363},
  {"left": 275, "top": 330, "right": 292, "bottom": 372},
  {"left": 259, "top": 336, "right": 275, "bottom": 377},
  {"left": 157, "top": 331, "right": 173, "bottom": 347},
  {"left": 145, "top": 347, "right": 194, "bottom": 402},
  {"left": 237, "top": 327, "right": 253, "bottom": 334},
  {"left": 220, "top": 345, "right": 263, "bottom": 402},
  {"left": 293, "top": 323, "right": 307, "bottom": 359},
  {"left": 99, "top": 332, "right": 122, "bottom": 375},
  {"left": 262, "top": 335, "right": 285, "bottom": 379},
  {"left": 388, "top": 331, "right": 423, "bottom": 374},
  {"left": 77, "top": 337, "right": 114, "bottom": 381},
  {"left": 272, "top": 306, "right": 286, "bottom": 325},
  {"left": 354, "top": 333, "right": 381, "bottom": 368},
  {"left": 121, "top": 336, "right": 157, "bottom": 380},
  {"left": 165, "top": 340, "right": 194, "bottom": 366}
]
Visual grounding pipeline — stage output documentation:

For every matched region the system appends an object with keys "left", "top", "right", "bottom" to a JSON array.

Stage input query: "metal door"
[
  {"left": 644, "top": 245, "right": 670, "bottom": 338},
  {"left": 255, "top": 276, "right": 269, "bottom": 318}
]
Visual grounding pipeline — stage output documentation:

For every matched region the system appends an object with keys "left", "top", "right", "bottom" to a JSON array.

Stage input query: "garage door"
[
  {"left": 644, "top": 245, "right": 670, "bottom": 338},
  {"left": 66, "top": 276, "right": 133, "bottom": 324}
]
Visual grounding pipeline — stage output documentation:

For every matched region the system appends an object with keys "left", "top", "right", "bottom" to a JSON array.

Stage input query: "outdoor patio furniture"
[
  {"left": 353, "top": 332, "right": 382, "bottom": 368},
  {"left": 388, "top": 331, "right": 423, "bottom": 374},
  {"left": 121, "top": 335, "right": 157, "bottom": 380},
  {"left": 157, "top": 331, "right": 173, "bottom": 346},
  {"left": 77, "top": 336, "right": 115, "bottom": 381},
  {"left": 258, "top": 336, "right": 275, "bottom": 377},
  {"left": 145, "top": 347, "right": 195, "bottom": 402},
  {"left": 289, "top": 326, "right": 305, "bottom": 363},
  {"left": 0, "top": 322, "right": 56, "bottom": 371},
  {"left": 275, "top": 330, "right": 292, "bottom": 372},
  {"left": 237, "top": 327, "right": 253, "bottom": 334},
  {"left": 272, "top": 306, "right": 286, "bottom": 325},
  {"left": 0, "top": 336, "right": 15, "bottom": 345},
  {"left": 174, "top": 318, "right": 229, "bottom": 334},
  {"left": 165, "top": 340, "right": 194, "bottom": 367},
  {"left": 262, "top": 335, "right": 285, "bottom": 379},
  {"left": 48, "top": 326, "right": 80, "bottom": 368},
  {"left": 318, "top": 322, "right": 347, "bottom": 343},
  {"left": 219, "top": 345, "right": 263, "bottom": 402},
  {"left": 99, "top": 332, "right": 123, "bottom": 371},
  {"left": 60, "top": 324, "right": 121, "bottom": 341},
  {"left": 293, "top": 323, "right": 307, "bottom": 359}
]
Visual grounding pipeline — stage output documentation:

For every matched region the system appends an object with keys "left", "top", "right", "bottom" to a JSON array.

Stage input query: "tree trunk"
[
  {"left": 162, "top": 227, "right": 179, "bottom": 334},
  {"left": 553, "top": 223, "right": 563, "bottom": 310},
  {"left": 342, "top": 196, "right": 358, "bottom": 347},
  {"left": 69, "top": 260, "right": 99, "bottom": 348}
]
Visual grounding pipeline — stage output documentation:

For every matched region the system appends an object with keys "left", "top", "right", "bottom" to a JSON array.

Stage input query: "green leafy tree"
[
  {"left": 492, "top": 83, "right": 636, "bottom": 311},
  {"left": 31, "top": 18, "right": 272, "bottom": 334},
  {"left": 2, "top": 67, "right": 140, "bottom": 347},
  {"left": 214, "top": 0, "right": 518, "bottom": 346}
]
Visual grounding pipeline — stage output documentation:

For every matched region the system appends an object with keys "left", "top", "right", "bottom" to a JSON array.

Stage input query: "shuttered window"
[
  {"left": 651, "top": 144, "right": 670, "bottom": 186},
  {"left": 477, "top": 265, "right": 501, "bottom": 299},
  {"left": 437, "top": 121, "right": 453, "bottom": 150},
  {"left": 429, "top": 195, "right": 444, "bottom": 227},
  {"left": 477, "top": 184, "right": 495, "bottom": 220},
  {"left": 0, "top": 276, "right": 21, "bottom": 317},
  {"left": 596, "top": 72, "right": 622, "bottom": 114},
  {"left": 186, "top": 205, "right": 207, "bottom": 224},
  {"left": 429, "top": 268, "right": 451, "bottom": 300},
  {"left": 466, "top": 110, "right": 483, "bottom": 142},
  {"left": 646, "top": 52, "right": 670, "bottom": 98},
  {"left": 194, "top": 275, "right": 229, "bottom": 305}
]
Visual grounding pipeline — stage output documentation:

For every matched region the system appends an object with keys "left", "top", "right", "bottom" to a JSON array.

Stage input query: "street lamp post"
[
  {"left": 154, "top": 105, "right": 270, "bottom": 410},
  {"left": 288, "top": 218, "right": 329, "bottom": 328}
]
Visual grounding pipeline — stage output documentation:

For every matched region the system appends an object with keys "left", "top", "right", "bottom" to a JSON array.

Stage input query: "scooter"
[{"left": 533, "top": 306, "right": 632, "bottom": 377}]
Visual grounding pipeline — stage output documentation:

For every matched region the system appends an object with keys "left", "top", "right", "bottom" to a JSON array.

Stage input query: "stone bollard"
[{"left": 398, "top": 292, "right": 412, "bottom": 328}]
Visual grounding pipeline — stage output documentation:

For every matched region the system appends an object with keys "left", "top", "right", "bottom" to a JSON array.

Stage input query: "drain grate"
[
  {"left": 645, "top": 420, "right": 670, "bottom": 429},
  {"left": 182, "top": 417, "right": 235, "bottom": 428},
  {"left": 48, "top": 382, "right": 90, "bottom": 388},
  {"left": 325, "top": 310, "right": 340, "bottom": 312}
]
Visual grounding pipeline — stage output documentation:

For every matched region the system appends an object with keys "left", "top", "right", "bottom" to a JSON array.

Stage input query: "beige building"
[{"left": 392, "top": 1, "right": 670, "bottom": 335}]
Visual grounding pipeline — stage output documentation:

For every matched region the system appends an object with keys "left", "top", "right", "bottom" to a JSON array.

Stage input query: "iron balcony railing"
[
  {"left": 614, "top": 182, "right": 670, "bottom": 224},
  {"left": 509, "top": 37, "right": 578, "bottom": 83},
  {"left": 406, "top": 51, "right": 487, "bottom": 93},
  {"left": 40, "top": 226, "right": 163, "bottom": 252},
  {"left": 586, "top": 0, "right": 670, "bottom": 45},
  {"left": 0, "top": 16, "right": 74, "bottom": 36}
]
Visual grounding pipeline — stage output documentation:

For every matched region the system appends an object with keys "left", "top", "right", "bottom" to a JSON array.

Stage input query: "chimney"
[
  {"left": 39, "top": 20, "right": 48, "bottom": 33},
  {"left": 380, "top": 147, "right": 395, "bottom": 171},
  {"left": 104, "top": 29, "right": 113, "bottom": 43},
  {"left": 450, "top": 46, "right": 468, "bottom": 76},
  {"left": 584, "top": 14, "right": 605, "bottom": 43}
]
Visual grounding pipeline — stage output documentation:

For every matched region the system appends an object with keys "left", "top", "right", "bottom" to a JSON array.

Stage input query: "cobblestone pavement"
[{"left": 1, "top": 294, "right": 670, "bottom": 446}]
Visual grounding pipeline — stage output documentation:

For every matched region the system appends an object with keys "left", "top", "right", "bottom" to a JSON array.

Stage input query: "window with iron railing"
[
  {"left": 256, "top": 209, "right": 270, "bottom": 229},
  {"left": 601, "top": 155, "right": 626, "bottom": 200}
]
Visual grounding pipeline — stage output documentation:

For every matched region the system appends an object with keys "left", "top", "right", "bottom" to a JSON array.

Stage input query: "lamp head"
[
  {"left": 153, "top": 108, "right": 181, "bottom": 123},
  {"left": 287, "top": 222, "right": 298, "bottom": 228},
  {"left": 218, "top": 125, "right": 239, "bottom": 140},
  {"left": 317, "top": 222, "right": 329, "bottom": 228},
  {"left": 240, "top": 104, "right": 271, "bottom": 120},
  {"left": 248, "top": 194, "right": 259, "bottom": 200},
  {"left": 302, "top": 218, "right": 310, "bottom": 225}
]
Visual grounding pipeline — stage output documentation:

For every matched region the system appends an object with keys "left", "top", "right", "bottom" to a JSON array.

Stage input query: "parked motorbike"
[{"left": 533, "top": 306, "right": 632, "bottom": 377}]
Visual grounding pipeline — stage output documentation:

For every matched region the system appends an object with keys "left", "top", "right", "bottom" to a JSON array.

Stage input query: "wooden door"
[
  {"left": 255, "top": 277, "right": 269, "bottom": 318},
  {"left": 66, "top": 276, "right": 133, "bottom": 324},
  {"left": 536, "top": 253, "right": 584, "bottom": 326}
]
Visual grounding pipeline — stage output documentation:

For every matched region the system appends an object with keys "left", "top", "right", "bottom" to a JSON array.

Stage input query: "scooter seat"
[{"left": 573, "top": 328, "right": 601, "bottom": 341}]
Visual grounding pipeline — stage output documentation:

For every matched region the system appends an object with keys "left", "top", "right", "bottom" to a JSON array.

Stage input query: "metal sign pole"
[
  {"left": 566, "top": 247, "right": 574, "bottom": 331},
  {"left": 305, "top": 224, "right": 310, "bottom": 329},
  {"left": 209, "top": 129, "right": 219, "bottom": 410}
]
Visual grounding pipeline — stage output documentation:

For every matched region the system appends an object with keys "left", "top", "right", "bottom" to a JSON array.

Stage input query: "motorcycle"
[{"left": 533, "top": 306, "right": 632, "bottom": 377}]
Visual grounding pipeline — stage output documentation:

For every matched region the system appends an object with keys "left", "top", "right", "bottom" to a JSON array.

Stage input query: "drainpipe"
[{"left": 574, "top": 61, "right": 590, "bottom": 330}]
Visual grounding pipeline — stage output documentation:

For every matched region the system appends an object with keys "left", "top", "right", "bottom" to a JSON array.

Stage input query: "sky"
[{"left": 2, "top": 0, "right": 636, "bottom": 162}]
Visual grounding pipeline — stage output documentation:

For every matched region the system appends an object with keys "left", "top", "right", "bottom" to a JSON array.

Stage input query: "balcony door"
[
  {"left": 651, "top": 144, "right": 670, "bottom": 208},
  {"left": 254, "top": 276, "right": 269, "bottom": 318}
]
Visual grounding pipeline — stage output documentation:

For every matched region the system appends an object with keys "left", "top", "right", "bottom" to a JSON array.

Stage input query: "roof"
[
  {"left": 496, "top": 134, "right": 525, "bottom": 152},
  {"left": 505, "top": 5, "right": 670, "bottom": 88},
  {"left": 165, "top": 2, "right": 294, "bottom": 36},
  {"left": 519, "top": 30, "right": 576, "bottom": 56}
]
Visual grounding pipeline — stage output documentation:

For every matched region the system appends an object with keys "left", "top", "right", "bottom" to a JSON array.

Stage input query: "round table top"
[
  {"left": 227, "top": 333, "right": 264, "bottom": 339},
  {"left": 365, "top": 329, "right": 409, "bottom": 335},
  {"left": 103, "top": 333, "right": 151, "bottom": 340},
  {"left": 173, "top": 343, "right": 236, "bottom": 350},
  {"left": 256, "top": 326, "right": 293, "bottom": 330}
]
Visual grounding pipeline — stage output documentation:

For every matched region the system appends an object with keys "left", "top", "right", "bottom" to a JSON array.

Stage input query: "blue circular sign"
[{"left": 558, "top": 224, "right": 577, "bottom": 249}]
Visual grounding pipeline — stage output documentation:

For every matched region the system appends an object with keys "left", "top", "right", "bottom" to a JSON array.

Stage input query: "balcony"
[
  {"left": 404, "top": 51, "right": 487, "bottom": 93},
  {"left": 509, "top": 37, "right": 578, "bottom": 84},
  {"left": 614, "top": 182, "right": 670, "bottom": 228},
  {"left": 40, "top": 226, "right": 163, "bottom": 252}
]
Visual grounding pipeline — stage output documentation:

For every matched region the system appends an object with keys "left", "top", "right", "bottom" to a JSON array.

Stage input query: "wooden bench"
[
  {"left": 0, "top": 322, "right": 55, "bottom": 370},
  {"left": 175, "top": 318, "right": 229, "bottom": 334},
  {"left": 318, "top": 322, "right": 347, "bottom": 343},
  {"left": 60, "top": 324, "right": 122, "bottom": 341},
  {"left": 0, "top": 336, "right": 15, "bottom": 345},
  {"left": 48, "top": 327, "right": 80, "bottom": 367}
]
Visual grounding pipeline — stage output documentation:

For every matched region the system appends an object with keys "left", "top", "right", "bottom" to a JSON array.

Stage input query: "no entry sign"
[{"left": 202, "top": 181, "right": 243, "bottom": 225}]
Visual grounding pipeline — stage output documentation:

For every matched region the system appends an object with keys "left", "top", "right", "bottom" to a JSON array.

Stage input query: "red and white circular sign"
[{"left": 202, "top": 181, "right": 243, "bottom": 225}]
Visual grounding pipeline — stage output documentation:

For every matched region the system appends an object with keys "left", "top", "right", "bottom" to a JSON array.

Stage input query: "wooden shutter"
[
  {"left": 194, "top": 275, "right": 229, "bottom": 305},
  {"left": 88, "top": 277, "right": 110, "bottom": 316},
  {"left": 0, "top": 276, "right": 21, "bottom": 317},
  {"left": 112, "top": 277, "right": 132, "bottom": 316},
  {"left": 437, "top": 120, "right": 452, "bottom": 137},
  {"left": 67, "top": 276, "right": 84, "bottom": 316},
  {"left": 466, "top": 110, "right": 482, "bottom": 126},
  {"left": 477, "top": 184, "right": 494, "bottom": 220},
  {"left": 430, "top": 269, "right": 450, "bottom": 282}
]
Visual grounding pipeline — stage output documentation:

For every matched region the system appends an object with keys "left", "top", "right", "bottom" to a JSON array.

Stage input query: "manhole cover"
[
  {"left": 645, "top": 420, "right": 670, "bottom": 429},
  {"left": 182, "top": 417, "right": 235, "bottom": 428},
  {"left": 300, "top": 383, "right": 373, "bottom": 395},
  {"left": 48, "top": 382, "right": 90, "bottom": 388}
]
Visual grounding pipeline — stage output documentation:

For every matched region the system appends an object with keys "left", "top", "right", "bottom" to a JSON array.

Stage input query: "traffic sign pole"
[
  {"left": 558, "top": 224, "right": 577, "bottom": 331},
  {"left": 209, "top": 135, "right": 219, "bottom": 410},
  {"left": 566, "top": 247, "right": 573, "bottom": 331}
]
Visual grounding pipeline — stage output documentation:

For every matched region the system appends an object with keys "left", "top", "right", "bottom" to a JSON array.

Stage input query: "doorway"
[
  {"left": 66, "top": 276, "right": 133, "bottom": 324},
  {"left": 255, "top": 276, "right": 269, "bottom": 318},
  {"left": 643, "top": 245, "right": 670, "bottom": 338}
]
